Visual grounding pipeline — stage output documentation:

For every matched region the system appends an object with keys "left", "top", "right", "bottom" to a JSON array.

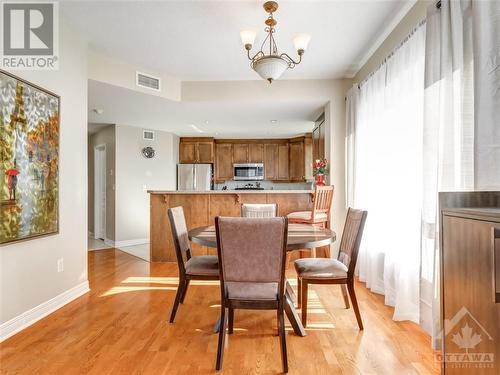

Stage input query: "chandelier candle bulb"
[
  {"left": 240, "top": 30, "right": 257, "bottom": 49},
  {"left": 293, "top": 34, "right": 311, "bottom": 54}
]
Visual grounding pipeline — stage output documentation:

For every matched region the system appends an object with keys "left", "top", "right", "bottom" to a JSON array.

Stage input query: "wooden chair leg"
[
  {"left": 228, "top": 308, "right": 234, "bottom": 334},
  {"left": 297, "top": 277, "right": 302, "bottom": 308},
  {"left": 278, "top": 307, "right": 288, "bottom": 373},
  {"left": 310, "top": 247, "right": 317, "bottom": 258},
  {"left": 347, "top": 281, "right": 363, "bottom": 330},
  {"left": 215, "top": 307, "right": 228, "bottom": 370},
  {"left": 180, "top": 279, "right": 190, "bottom": 304},
  {"left": 340, "top": 284, "right": 350, "bottom": 309},
  {"left": 169, "top": 279, "right": 185, "bottom": 323},
  {"left": 301, "top": 279, "right": 308, "bottom": 328},
  {"left": 285, "top": 253, "right": 291, "bottom": 270}
]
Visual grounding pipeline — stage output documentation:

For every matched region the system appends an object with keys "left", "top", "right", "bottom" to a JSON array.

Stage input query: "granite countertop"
[{"left": 148, "top": 190, "right": 313, "bottom": 194}]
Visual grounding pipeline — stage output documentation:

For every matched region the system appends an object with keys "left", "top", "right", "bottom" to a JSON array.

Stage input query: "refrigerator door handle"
[{"left": 493, "top": 227, "right": 500, "bottom": 303}]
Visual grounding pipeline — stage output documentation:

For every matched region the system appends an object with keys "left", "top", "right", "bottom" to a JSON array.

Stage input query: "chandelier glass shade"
[{"left": 241, "top": 1, "right": 310, "bottom": 83}]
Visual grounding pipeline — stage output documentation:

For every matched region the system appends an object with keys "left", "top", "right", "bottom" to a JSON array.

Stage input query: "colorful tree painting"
[{"left": 0, "top": 70, "right": 59, "bottom": 244}]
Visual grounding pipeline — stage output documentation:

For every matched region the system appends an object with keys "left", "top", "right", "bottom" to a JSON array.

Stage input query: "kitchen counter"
[
  {"left": 149, "top": 190, "right": 316, "bottom": 262},
  {"left": 148, "top": 190, "right": 313, "bottom": 194}
]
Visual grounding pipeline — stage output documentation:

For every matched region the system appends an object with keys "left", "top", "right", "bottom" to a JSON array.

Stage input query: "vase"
[{"left": 315, "top": 173, "right": 325, "bottom": 186}]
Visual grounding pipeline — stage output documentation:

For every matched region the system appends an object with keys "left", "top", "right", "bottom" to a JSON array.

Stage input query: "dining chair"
[
  {"left": 287, "top": 185, "right": 334, "bottom": 258},
  {"left": 167, "top": 206, "right": 219, "bottom": 323},
  {"left": 241, "top": 203, "right": 278, "bottom": 218},
  {"left": 294, "top": 208, "right": 367, "bottom": 329},
  {"left": 215, "top": 216, "right": 289, "bottom": 372}
]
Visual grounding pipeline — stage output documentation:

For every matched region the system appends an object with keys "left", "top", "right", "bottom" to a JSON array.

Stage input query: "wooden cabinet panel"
[
  {"left": 289, "top": 141, "right": 305, "bottom": 181},
  {"left": 271, "top": 193, "right": 313, "bottom": 216},
  {"left": 215, "top": 143, "right": 233, "bottom": 182},
  {"left": 304, "top": 136, "right": 313, "bottom": 180},
  {"left": 179, "top": 142, "right": 196, "bottom": 163},
  {"left": 249, "top": 144, "right": 264, "bottom": 163},
  {"left": 179, "top": 139, "right": 214, "bottom": 163},
  {"left": 442, "top": 214, "right": 500, "bottom": 374},
  {"left": 150, "top": 193, "right": 209, "bottom": 261},
  {"left": 264, "top": 144, "right": 278, "bottom": 180},
  {"left": 277, "top": 144, "right": 289, "bottom": 180},
  {"left": 197, "top": 142, "right": 214, "bottom": 163},
  {"left": 233, "top": 144, "right": 249, "bottom": 163}
]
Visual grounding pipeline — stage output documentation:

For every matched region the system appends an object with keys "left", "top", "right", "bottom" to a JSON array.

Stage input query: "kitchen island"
[{"left": 149, "top": 190, "right": 314, "bottom": 262}]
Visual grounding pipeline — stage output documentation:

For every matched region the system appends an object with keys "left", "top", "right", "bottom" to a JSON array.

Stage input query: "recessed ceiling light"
[
  {"left": 205, "top": 120, "right": 209, "bottom": 125},
  {"left": 270, "top": 120, "right": 278, "bottom": 124}
]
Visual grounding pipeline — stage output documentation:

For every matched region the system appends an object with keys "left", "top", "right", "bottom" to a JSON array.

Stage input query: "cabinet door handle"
[{"left": 493, "top": 227, "right": 500, "bottom": 303}]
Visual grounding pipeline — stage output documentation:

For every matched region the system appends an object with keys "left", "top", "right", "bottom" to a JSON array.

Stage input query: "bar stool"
[{"left": 287, "top": 185, "right": 334, "bottom": 258}]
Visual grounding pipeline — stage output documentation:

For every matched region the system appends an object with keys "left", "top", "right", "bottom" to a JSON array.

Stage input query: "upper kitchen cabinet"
[
  {"left": 264, "top": 143, "right": 289, "bottom": 181},
  {"left": 233, "top": 144, "right": 249, "bottom": 163},
  {"left": 179, "top": 138, "right": 214, "bottom": 163},
  {"left": 289, "top": 135, "right": 313, "bottom": 182},
  {"left": 215, "top": 143, "right": 233, "bottom": 182},
  {"left": 249, "top": 143, "right": 264, "bottom": 163},
  {"left": 232, "top": 143, "right": 264, "bottom": 163}
]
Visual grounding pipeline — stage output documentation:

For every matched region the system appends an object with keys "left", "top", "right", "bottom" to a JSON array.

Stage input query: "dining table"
[{"left": 188, "top": 223, "right": 336, "bottom": 337}]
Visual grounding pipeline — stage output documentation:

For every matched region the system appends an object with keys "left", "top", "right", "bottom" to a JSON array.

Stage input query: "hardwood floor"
[{"left": 0, "top": 250, "right": 439, "bottom": 374}]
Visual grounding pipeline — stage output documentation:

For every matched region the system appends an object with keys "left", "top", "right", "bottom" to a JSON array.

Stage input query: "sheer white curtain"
[{"left": 348, "top": 24, "right": 426, "bottom": 323}]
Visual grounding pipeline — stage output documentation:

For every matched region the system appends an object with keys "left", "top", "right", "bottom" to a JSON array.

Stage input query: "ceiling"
[
  {"left": 62, "top": 0, "right": 412, "bottom": 81},
  {"left": 88, "top": 80, "right": 323, "bottom": 138}
]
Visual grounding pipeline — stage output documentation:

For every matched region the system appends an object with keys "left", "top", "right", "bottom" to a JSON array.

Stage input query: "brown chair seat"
[
  {"left": 226, "top": 281, "right": 278, "bottom": 301},
  {"left": 185, "top": 255, "right": 219, "bottom": 276},
  {"left": 294, "top": 258, "right": 348, "bottom": 279},
  {"left": 287, "top": 211, "right": 328, "bottom": 222}
]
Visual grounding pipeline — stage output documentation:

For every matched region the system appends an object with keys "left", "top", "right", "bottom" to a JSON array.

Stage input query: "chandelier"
[{"left": 240, "top": 1, "right": 311, "bottom": 83}]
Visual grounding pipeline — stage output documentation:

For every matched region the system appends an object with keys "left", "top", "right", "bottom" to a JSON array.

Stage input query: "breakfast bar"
[{"left": 149, "top": 190, "right": 315, "bottom": 262}]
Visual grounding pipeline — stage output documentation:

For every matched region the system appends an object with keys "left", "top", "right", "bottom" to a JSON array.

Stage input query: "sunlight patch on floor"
[
  {"left": 100, "top": 285, "right": 177, "bottom": 297},
  {"left": 121, "top": 276, "right": 219, "bottom": 286}
]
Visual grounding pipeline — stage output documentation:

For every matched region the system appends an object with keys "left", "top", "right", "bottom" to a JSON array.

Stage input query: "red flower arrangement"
[{"left": 312, "top": 158, "right": 328, "bottom": 186}]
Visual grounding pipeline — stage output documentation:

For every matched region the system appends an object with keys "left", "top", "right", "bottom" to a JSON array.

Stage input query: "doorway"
[{"left": 94, "top": 145, "right": 106, "bottom": 240}]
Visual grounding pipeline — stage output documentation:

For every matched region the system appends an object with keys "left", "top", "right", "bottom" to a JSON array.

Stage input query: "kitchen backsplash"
[{"left": 215, "top": 180, "right": 313, "bottom": 191}]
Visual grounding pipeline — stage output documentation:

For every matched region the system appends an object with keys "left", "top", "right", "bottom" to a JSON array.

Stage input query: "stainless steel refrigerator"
[{"left": 177, "top": 164, "right": 212, "bottom": 191}]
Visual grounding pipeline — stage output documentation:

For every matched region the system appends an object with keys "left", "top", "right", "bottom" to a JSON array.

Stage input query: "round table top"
[{"left": 189, "top": 223, "right": 336, "bottom": 251}]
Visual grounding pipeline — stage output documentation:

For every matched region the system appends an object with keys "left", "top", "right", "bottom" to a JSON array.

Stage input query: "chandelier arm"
[
  {"left": 248, "top": 50, "right": 264, "bottom": 61},
  {"left": 279, "top": 52, "right": 302, "bottom": 66}
]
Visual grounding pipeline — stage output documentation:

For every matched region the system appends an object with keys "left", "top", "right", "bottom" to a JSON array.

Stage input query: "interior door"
[{"left": 94, "top": 145, "right": 106, "bottom": 240}]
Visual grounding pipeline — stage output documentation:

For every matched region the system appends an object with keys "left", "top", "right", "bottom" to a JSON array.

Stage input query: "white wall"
[
  {"left": 324, "top": 80, "right": 353, "bottom": 257},
  {"left": 0, "top": 20, "right": 88, "bottom": 340},
  {"left": 88, "top": 51, "right": 181, "bottom": 102},
  {"left": 115, "top": 125, "right": 178, "bottom": 245}
]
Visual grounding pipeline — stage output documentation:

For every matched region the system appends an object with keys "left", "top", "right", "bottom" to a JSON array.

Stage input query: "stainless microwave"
[{"left": 233, "top": 163, "right": 264, "bottom": 180}]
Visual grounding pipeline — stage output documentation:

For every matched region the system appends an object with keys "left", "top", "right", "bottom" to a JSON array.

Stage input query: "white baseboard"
[
  {"left": 0, "top": 281, "right": 90, "bottom": 342},
  {"left": 115, "top": 238, "right": 149, "bottom": 248},
  {"left": 104, "top": 238, "right": 115, "bottom": 247}
]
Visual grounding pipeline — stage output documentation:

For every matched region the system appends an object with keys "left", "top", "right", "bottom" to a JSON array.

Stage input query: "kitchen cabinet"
[
  {"left": 277, "top": 144, "right": 289, "bottom": 180},
  {"left": 179, "top": 138, "right": 214, "bottom": 163},
  {"left": 233, "top": 144, "right": 249, "bottom": 163},
  {"left": 289, "top": 140, "right": 304, "bottom": 181},
  {"left": 289, "top": 136, "right": 313, "bottom": 182},
  {"left": 215, "top": 143, "right": 233, "bottom": 182},
  {"left": 248, "top": 144, "right": 264, "bottom": 163},
  {"left": 264, "top": 144, "right": 278, "bottom": 180},
  {"left": 440, "top": 193, "right": 500, "bottom": 375}
]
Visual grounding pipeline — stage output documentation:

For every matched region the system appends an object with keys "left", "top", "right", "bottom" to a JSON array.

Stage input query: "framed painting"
[{"left": 0, "top": 70, "right": 60, "bottom": 244}]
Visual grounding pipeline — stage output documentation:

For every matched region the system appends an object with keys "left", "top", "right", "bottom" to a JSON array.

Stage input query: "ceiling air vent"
[
  {"left": 136, "top": 72, "right": 161, "bottom": 91},
  {"left": 143, "top": 130, "right": 155, "bottom": 141}
]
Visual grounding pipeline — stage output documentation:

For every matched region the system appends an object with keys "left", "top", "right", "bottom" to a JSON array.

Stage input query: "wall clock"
[{"left": 141, "top": 146, "right": 156, "bottom": 159}]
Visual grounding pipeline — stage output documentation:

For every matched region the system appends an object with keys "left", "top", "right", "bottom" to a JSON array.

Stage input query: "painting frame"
[{"left": 0, "top": 69, "right": 60, "bottom": 245}]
